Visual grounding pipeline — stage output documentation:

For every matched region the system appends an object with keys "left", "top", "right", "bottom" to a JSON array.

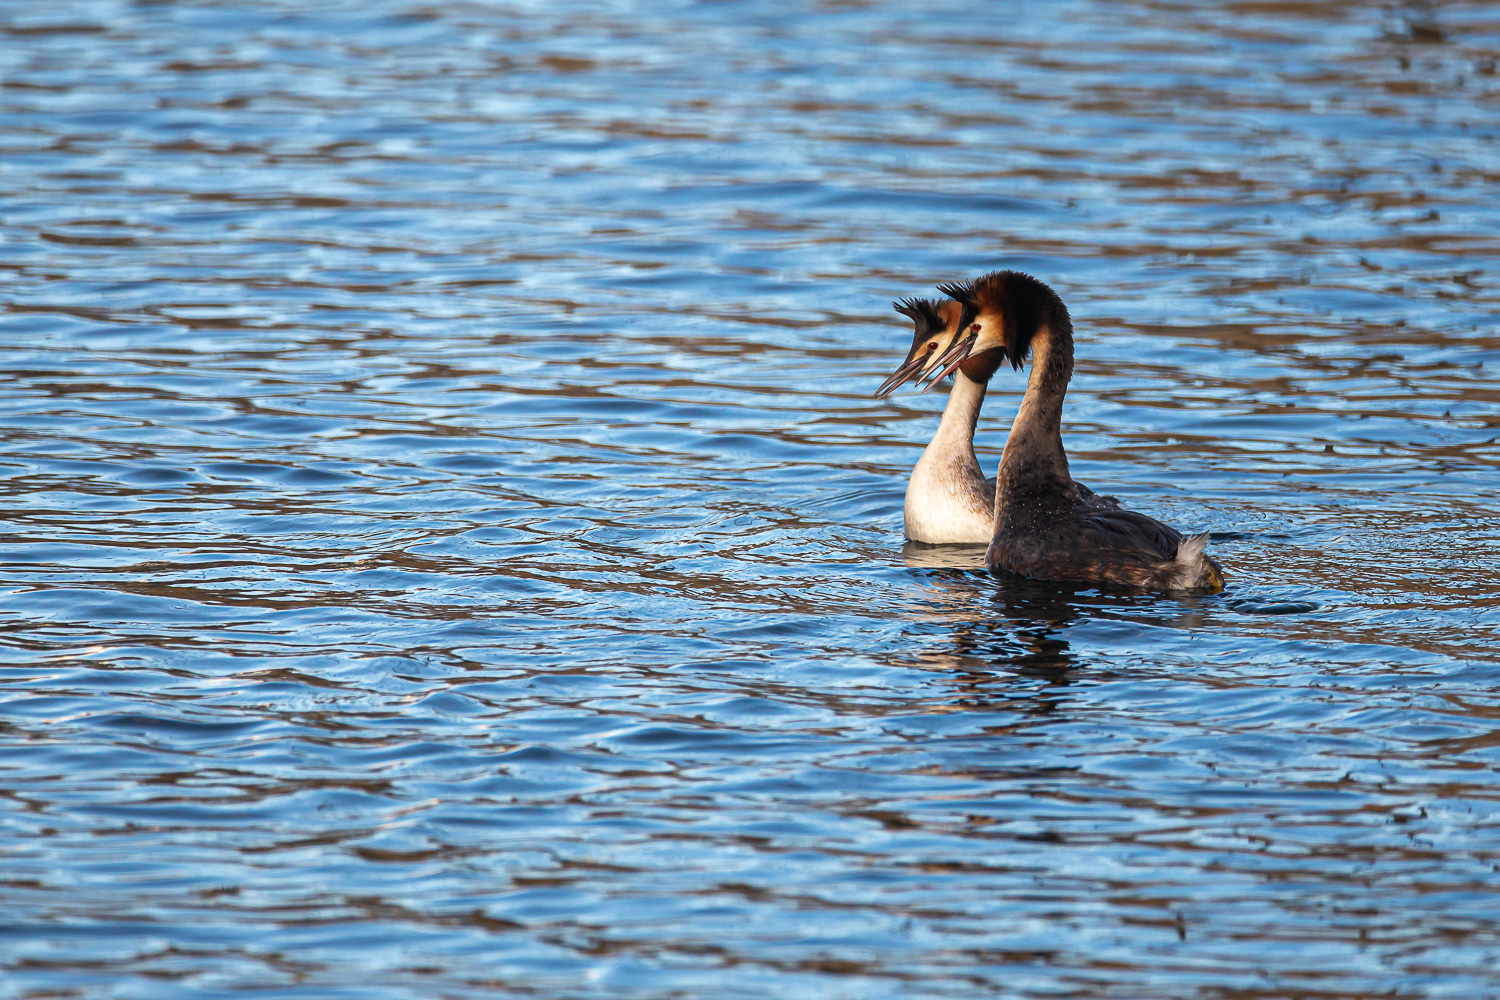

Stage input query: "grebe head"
[
  {"left": 937, "top": 270, "right": 1069, "bottom": 373},
  {"left": 875, "top": 297, "right": 976, "bottom": 397}
]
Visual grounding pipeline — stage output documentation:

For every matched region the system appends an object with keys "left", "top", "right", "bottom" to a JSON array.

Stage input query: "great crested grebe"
[
  {"left": 936, "top": 270, "right": 1224, "bottom": 593},
  {"left": 876, "top": 296, "right": 1007, "bottom": 544}
]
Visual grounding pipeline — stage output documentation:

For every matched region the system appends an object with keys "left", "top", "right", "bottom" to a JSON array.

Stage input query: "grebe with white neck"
[{"left": 876, "top": 296, "right": 1005, "bottom": 544}]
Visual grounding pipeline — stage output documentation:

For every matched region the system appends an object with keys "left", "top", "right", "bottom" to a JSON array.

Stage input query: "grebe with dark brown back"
[{"left": 931, "top": 271, "right": 1224, "bottom": 593}]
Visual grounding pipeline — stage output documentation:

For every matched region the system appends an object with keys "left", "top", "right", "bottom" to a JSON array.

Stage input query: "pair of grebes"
[{"left": 878, "top": 270, "right": 1224, "bottom": 594}]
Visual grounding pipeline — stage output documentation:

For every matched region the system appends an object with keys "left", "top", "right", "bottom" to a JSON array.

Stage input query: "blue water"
[{"left": 3, "top": 1, "right": 1500, "bottom": 996}]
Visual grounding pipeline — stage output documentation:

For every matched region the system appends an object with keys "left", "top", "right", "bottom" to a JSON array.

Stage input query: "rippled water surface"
[{"left": 3, "top": 1, "right": 1500, "bottom": 996}]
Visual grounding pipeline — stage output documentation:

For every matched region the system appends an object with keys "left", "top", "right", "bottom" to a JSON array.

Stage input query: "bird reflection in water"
[{"left": 900, "top": 542, "right": 1082, "bottom": 700}]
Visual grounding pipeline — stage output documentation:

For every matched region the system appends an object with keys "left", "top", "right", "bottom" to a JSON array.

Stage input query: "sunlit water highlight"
[{"left": 2, "top": 1, "right": 1499, "bottom": 997}]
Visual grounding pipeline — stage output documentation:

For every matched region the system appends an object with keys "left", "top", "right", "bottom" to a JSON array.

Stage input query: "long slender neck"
[
  {"left": 996, "top": 321, "right": 1073, "bottom": 490},
  {"left": 926, "top": 370, "right": 986, "bottom": 456}
]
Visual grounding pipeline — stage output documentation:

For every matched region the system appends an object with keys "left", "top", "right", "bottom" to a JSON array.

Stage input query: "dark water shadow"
[
  {"left": 898, "top": 543, "right": 1085, "bottom": 701},
  {"left": 897, "top": 541, "right": 1234, "bottom": 699}
]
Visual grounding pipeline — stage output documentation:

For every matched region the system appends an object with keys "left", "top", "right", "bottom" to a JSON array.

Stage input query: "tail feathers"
[
  {"left": 1175, "top": 532, "right": 1209, "bottom": 566},
  {"left": 1169, "top": 532, "right": 1223, "bottom": 592}
]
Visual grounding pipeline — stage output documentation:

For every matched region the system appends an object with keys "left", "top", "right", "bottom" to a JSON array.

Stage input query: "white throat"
[{"left": 903, "top": 371, "right": 994, "bottom": 544}]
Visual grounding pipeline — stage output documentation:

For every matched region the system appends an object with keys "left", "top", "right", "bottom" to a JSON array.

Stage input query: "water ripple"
[{"left": 3, "top": 0, "right": 1500, "bottom": 997}]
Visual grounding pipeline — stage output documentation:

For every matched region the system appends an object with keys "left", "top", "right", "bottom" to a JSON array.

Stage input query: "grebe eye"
[
  {"left": 927, "top": 341, "right": 936, "bottom": 350},
  {"left": 971, "top": 324, "right": 980, "bottom": 333}
]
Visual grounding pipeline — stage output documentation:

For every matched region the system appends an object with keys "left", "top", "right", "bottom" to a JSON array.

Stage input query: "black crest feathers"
[
  {"left": 892, "top": 296, "right": 944, "bottom": 333},
  {"left": 936, "top": 279, "right": 977, "bottom": 307}
]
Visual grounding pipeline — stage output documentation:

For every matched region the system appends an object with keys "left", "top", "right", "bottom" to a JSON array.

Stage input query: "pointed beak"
[
  {"left": 918, "top": 334, "right": 977, "bottom": 392},
  {"left": 874, "top": 348, "right": 936, "bottom": 397}
]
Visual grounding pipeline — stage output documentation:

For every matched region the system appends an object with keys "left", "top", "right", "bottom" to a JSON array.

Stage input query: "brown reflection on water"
[{"left": 4, "top": 0, "right": 1500, "bottom": 996}]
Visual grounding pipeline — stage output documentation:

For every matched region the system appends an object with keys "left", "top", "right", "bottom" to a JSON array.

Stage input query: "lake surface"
[{"left": 2, "top": 1, "right": 1499, "bottom": 996}]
